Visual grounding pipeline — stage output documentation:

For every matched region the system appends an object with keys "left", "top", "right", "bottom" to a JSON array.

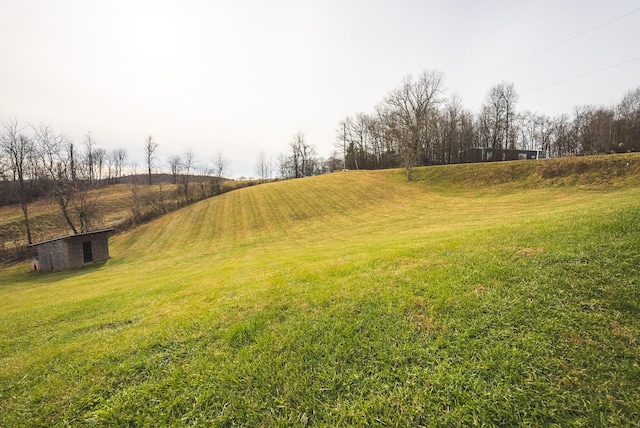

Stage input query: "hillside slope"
[
  {"left": 1, "top": 155, "right": 640, "bottom": 426},
  {"left": 0, "top": 177, "right": 253, "bottom": 253}
]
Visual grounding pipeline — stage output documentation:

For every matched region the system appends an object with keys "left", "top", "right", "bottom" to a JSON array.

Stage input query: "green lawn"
[{"left": 1, "top": 155, "right": 640, "bottom": 426}]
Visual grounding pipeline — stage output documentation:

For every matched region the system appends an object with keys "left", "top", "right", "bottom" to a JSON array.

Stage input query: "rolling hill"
[
  {"left": 0, "top": 176, "right": 253, "bottom": 256},
  {"left": 1, "top": 154, "right": 640, "bottom": 426}
]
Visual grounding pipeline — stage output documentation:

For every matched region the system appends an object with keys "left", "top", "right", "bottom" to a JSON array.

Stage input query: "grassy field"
[
  {"left": 0, "top": 177, "right": 254, "bottom": 251},
  {"left": 1, "top": 154, "right": 640, "bottom": 426},
  {"left": 0, "top": 183, "right": 177, "bottom": 251}
]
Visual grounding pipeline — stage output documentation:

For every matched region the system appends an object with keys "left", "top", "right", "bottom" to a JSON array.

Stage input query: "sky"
[{"left": 1, "top": 0, "right": 639, "bottom": 178}]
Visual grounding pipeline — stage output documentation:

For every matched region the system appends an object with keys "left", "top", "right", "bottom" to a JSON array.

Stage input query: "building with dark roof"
[
  {"left": 459, "top": 148, "right": 547, "bottom": 163},
  {"left": 30, "top": 229, "right": 114, "bottom": 271}
]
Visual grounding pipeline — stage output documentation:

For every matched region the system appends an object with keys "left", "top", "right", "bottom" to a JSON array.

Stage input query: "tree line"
[
  {"left": 0, "top": 121, "right": 230, "bottom": 246},
  {"left": 262, "top": 71, "right": 639, "bottom": 183},
  {"left": 131, "top": 137, "right": 230, "bottom": 225},
  {"left": 0, "top": 121, "right": 131, "bottom": 244},
  {"left": 331, "top": 70, "right": 640, "bottom": 180}
]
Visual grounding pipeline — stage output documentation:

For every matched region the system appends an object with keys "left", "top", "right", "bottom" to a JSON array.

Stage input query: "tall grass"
[{"left": 1, "top": 155, "right": 639, "bottom": 426}]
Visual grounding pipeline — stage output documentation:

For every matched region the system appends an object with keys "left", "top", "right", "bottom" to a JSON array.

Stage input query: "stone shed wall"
[
  {"left": 66, "top": 234, "right": 110, "bottom": 268},
  {"left": 34, "top": 230, "right": 112, "bottom": 272},
  {"left": 36, "top": 240, "right": 67, "bottom": 271}
]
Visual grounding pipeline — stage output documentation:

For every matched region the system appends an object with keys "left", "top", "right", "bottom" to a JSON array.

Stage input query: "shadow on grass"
[{"left": 2, "top": 259, "right": 111, "bottom": 287}]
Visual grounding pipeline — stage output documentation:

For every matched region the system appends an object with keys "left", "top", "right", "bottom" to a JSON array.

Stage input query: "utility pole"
[{"left": 343, "top": 122, "right": 346, "bottom": 171}]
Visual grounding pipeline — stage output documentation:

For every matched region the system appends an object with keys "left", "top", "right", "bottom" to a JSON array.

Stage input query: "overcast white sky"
[{"left": 1, "top": 0, "right": 639, "bottom": 177}]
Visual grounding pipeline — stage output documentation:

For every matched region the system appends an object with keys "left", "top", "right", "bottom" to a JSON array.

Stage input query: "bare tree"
[
  {"left": 322, "top": 151, "right": 344, "bottom": 173},
  {"left": 105, "top": 149, "right": 115, "bottom": 183},
  {"left": 0, "top": 151, "right": 9, "bottom": 183},
  {"left": 255, "top": 150, "right": 272, "bottom": 183},
  {"left": 74, "top": 175, "right": 98, "bottom": 233},
  {"left": 128, "top": 164, "right": 142, "bottom": 223},
  {"left": 276, "top": 152, "right": 292, "bottom": 179},
  {"left": 180, "top": 147, "right": 196, "bottom": 203},
  {"left": 481, "top": 82, "right": 519, "bottom": 151},
  {"left": 150, "top": 174, "right": 168, "bottom": 215},
  {"left": 439, "top": 95, "right": 474, "bottom": 164},
  {"left": 549, "top": 113, "right": 575, "bottom": 157},
  {"left": 289, "top": 132, "right": 317, "bottom": 178},
  {"left": 373, "top": 105, "right": 401, "bottom": 169},
  {"left": 84, "top": 131, "right": 96, "bottom": 184},
  {"left": 145, "top": 135, "right": 158, "bottom": 185},
  {"left": 93, "top": 147, "right": 106, "bottom": 182},
  {"left": 33, "top": 124, "right": 101, "bottom": 235},
  {"left": 500, "top": 83, "right": 519, "bottom": 150},
  {"left": 197, "top": 164, "right": 211, "bottom": 199},
  {"left": 382, "top": 70, "right": 445, "bottom": 180},
  {"left": 33, "top": 123, "right": 78, "bottom": 234},
  {"left": 168, "top": 154, "right": 181, "bottom": 184},
  {"left": 289, "top": 132, "right": 303, "bottom": 178},
  {"left": 535, "top": 114, "right": 554, "bottom": 157},
  {"left": 211, "top": 150, "right": 229, "bottom": 195},
  {"left": 338, "top": 114, "right": 369, "bottom": 170},
  {"left": 277, "top": 133, "right": 319, "bottom": 179},
  {"left": 616, "top": 87, "right": 640, "bottom": 152},
  {"left": 517, "top": 111, "right": 539, "bottom": 151},
  {"left": 112, "top": 148, "right": 127, "bottom": 181},
  {"left": 69, "top": 142, "right": 77, "bottom": 182},
  {"left": 1, "top": 118, "right": 34, "bottom": 243},
  {"left": 71, "top": 139, "right": 100, "bottom": 233},
  {"left": 576, "top": 105, "right": 615, "bottom": 155}
]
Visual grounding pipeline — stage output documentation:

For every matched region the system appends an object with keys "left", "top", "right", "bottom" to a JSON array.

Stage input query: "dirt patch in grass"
[{"left": 516, "top": 247, "right": 546, "bottom": 257}]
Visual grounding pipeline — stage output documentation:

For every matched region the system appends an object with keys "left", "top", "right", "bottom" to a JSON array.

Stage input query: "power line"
[
  {"left": 522, "top": 56, "right": 640, "bottom": 94},
  {"left": 459, "top": 5, "right": 640, "bottom": 86}
]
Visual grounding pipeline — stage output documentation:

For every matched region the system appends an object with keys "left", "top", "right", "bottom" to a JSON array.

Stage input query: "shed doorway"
[{"left": 82, "top": 241, "right": 93, "bottom": 263}]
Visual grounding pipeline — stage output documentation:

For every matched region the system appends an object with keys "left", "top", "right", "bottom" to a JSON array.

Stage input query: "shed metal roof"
[{"left": 30, "top": 228, "right": 115, "bottom": 247}]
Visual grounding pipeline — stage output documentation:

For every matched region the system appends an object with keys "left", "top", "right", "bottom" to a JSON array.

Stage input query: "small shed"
[{"left": 30, "top": 229, "right": 114, "bottom": 272}]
